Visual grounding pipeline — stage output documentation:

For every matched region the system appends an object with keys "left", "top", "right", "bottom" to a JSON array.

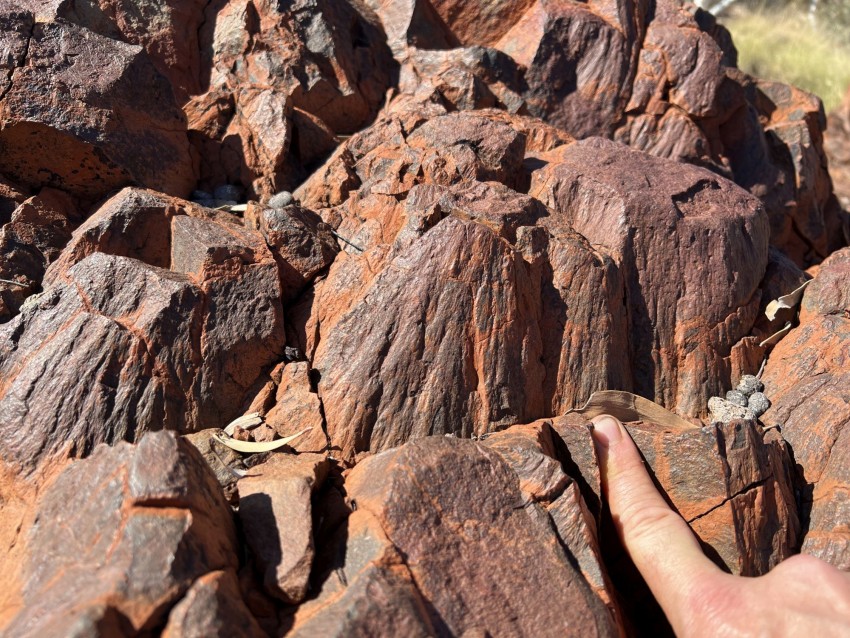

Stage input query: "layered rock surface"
[{"left": 0, "top": 0, "right": 848, "bottom": 636}]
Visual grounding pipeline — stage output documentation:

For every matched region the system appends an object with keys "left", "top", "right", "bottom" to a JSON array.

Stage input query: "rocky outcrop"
[
  {"left": 0, "top": 1, "right": 848, "bottom": 636},
  {"left": 2, "top": 431, "right": 255, "bottom": 637},
  {"left": 0, "top": 192, "right": 285, "bottom": 474},
  {"left": 761, "top": 248, "right": 850, "bottom": 570},
  {"left": 0, "top": 11, "right": 194, "bottom": 202}
]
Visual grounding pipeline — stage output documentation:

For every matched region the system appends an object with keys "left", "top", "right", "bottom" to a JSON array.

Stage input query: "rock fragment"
[
  {"left": 237, "top": 453, "right": 329, "bottom": 603},
  {"left": 748, "top": 392, "right": 771, "bottom": 417},
  {"left": 737, "top": 374, "right": 765, "bottom": 396},
  {"left": 708, "top": 397, "right": 754, "bottom": 424}
]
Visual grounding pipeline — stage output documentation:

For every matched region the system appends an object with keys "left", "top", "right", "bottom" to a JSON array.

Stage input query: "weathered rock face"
[
  {"left": 0, "top": 11, "right": 195, "bottom": 201},
  {"left": 2, "top": 431, "right": 255, "bottom": 637},
  {"left": 0, "top": 0, "right": 848, "bottom": 636},
  {"left": 550, "top": 412, "right": 799, "bottom": 634},
  {"left": 826, "top": 87, "right": 850, "bottom": 214},
  {"left": 529, "top": 137, "right": 769, "bottom": 416},
  {"left": 761, "top": 248, "right": 850, "bottom": 569},
  {"left": 0, "top": 192, "right": 285, "bottom": 474},
  {"left": 183, "top": 0, "right": 394, "bottom": 199},
  {"left": 291, "top": 436, "right": 617, "bottom": 637}
]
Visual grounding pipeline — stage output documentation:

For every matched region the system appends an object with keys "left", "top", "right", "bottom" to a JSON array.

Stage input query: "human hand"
[{"left": 590, "top": 415, "right": 850, "bottom": 637}]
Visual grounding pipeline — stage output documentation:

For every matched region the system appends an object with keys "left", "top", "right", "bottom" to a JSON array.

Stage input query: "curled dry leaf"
[
  {"left": 759, "top": 321, "right": 793, "bottom": 347},
  {"left": 765, "top": 280, "right": 811, "bottom": 321},
  {"left": 213, "top": 427, "right": 313, "bottom": 453},
  {"left": 567, "top": 390, "right": 699, "bottom": 432}
]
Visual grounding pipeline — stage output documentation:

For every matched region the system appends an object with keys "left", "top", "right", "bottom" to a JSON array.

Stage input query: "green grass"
[{"left": 722, "top": 7, "right": 850, "bottom": 111}]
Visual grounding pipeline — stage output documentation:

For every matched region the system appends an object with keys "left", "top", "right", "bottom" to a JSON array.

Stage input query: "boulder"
[
  {"left": 530, "top": 137, "right": 769, "bottom": 417},
  {"left": 237, "top": 453, "right": 329, "bottom": 603},
  {"left": 761, "top": 248, "right": 850, "bottom": 569},
  {"left": 0, "top": 12, "right": 195, "bottom": 201},
  {"left": 0, "top": 207, "right": 285, "bottom": 473},
  {"left": 290, "top": 436, "right": 617, "bottom": 637},
  {"left": 2, "top": 431, "right": 251, "bottom": 637}
]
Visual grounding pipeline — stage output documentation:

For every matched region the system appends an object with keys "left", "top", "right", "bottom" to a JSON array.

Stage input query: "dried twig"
[{"left": 331, "top": 230, "right": 365, "bottom": 253}]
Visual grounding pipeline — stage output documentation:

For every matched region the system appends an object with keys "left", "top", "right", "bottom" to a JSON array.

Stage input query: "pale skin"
[{"left": 590, "top": 415, "right": 850, "bottom": 637}]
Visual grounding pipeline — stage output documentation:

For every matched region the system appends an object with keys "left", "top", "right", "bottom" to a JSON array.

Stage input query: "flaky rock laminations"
[{"left": 0, "top": 0, "right": 848, "bottom": 636}]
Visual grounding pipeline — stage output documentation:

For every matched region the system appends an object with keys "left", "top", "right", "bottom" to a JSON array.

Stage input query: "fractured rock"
[
  {"left": 0, "top": 12, "right": 195, "bottom": 201},
  {"left": 761, "top": 248, "right": 850, "bottom": 569},
  {"left": 2, "top": 431, "right": 249, "bottom": 637},
  {"left": 237, "top": 453, "right": 329, "bottom": 603},
  {"left": 530, "top": 137, "right": 769, "bottom": 418},
  {"left": 294, "top": 436, "right": 616, "bottom": 637},
  {"left": 0, "top": 206, "right": 285, "bottom": 473}
]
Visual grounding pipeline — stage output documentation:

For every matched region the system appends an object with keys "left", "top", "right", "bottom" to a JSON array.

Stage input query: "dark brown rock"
[
  {"left": 237, "top": 453, "right": 329, "bottom": 603},
  {"left": 0, "top": 188, "right": 80, "bottom": 321},
  {"left": 0, "top": 206, "right": 285, "bottom": 472},
  {"left": 2, "top": 431, "right": 250, "bottom": 637},
  {"left": 245, "top": 203, "right": 339, "bottom": 303},
  {"left": 761, "top": 248, "right": 850, "bottom": 569},
  {"left": 163, "top": 570, "right": 266, "bottom": 638},
  {"left": 530, "top": 137, "right": 769, "bottom": 418},
  {"left": 551, "top": 412, "right": 799, "bottom": 634},
  {"left": 294, "top": 436, "right": 616, "bottom": 637},
  {"left": 482, "top": 423, "right": 621, "bottom": 618},
  {"left": 185, "top": 0, "right": 394, "bottom": 199},
  {"left": 0, "top": 13, "right": 195, "bottom": 201}
]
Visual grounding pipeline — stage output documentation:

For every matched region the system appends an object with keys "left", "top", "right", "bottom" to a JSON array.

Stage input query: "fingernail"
[{"left": 590, "top": 416, "right": 623, "bottom": 449}]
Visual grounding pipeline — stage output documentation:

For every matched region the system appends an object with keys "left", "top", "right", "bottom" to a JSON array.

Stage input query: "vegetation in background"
[{"left": 717, "top": 1, "right": 850, "bottom": 112}]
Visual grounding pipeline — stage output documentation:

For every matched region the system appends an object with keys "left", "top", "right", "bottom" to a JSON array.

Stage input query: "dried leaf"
[
  {"left": 765, "top": 280, "right": 811, "bottom": 321},
  {"left": 759, "top": 321, "right": 793, "bottom": 347},
  {"left": 213, "top": 427, "right": 312, "bottom": 453},
  {"left": 568, "top": 390, "right": 698, "bottom": 431},
  {"left": 213, "top": 203, "right": 248, "bottom": 212},
  {"left": 223, "top": 412, "right": 263, "bottom": 436}
]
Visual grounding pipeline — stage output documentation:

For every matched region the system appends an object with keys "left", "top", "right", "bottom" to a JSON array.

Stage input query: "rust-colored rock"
[
  {"left": 551, "top": 412, "right": 799, "bottom": 633},
  {"left": 826, "top": 87, "right": 850, "bottom": 214},
  {"left": 2, "top": 431, "right": 251, "bottom": 637},
  {"left": 245, "top": 203, "right": 339, "bottom": 303},
  {"left": 761, "top": 248, "right": 850, "bottom": 569},
  {"left": 530, "top": 137, "right": 769, "bottom": 418},
  {"left": 237, "top": 453, "right": 329, "bottom": 603},
  {"left": 0, "top": 189, "right": 80, "bottom": 321},
  {"left": 0, "top": 12, "right": 195, "bottom": 201},
  {"left": 292, "top": 436, "right": 616, "bottom": 637},
  {"left": 0, "top": 196, "right": 285, "bottom": 472},
  {"left": 482, "top": 423, "right": 621, "bottom": 618},
  {"left": 163, "top": 570, "right": 266, "bottom": 638}
]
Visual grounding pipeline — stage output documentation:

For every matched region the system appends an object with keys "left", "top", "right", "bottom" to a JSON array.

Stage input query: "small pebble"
[
  {"left": 284, "top": 346, "right": 304, "bottom": 362},
  {"left": 191, "top": 190, "right": 213, "bottom": 201},
  {"left": 725, "top": 390, "right": 749, "bottom": 407},
  {"left": 213, "top": 184, "right": 243, "bottom": 202},
  {"left": 708, "top": 396, "right": 754, "bottom": 424},
  {"left": 736, "top": 374, "right": 764, "bottom": 396},
  {"left": 748, "top": 392, "right": 771, "bottom": 417},
  {"left": 268, "top": 190, "right": 293, "bottom": 208}
]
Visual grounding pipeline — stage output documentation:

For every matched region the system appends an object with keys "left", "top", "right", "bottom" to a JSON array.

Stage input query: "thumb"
[{"left": 591, "top": 415, "right": 721, "bottom": 629}]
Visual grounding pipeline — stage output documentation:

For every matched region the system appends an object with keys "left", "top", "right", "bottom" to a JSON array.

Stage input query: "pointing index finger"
[{"left": 591, "top": 415, "right": 721, "bottom": 631}]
